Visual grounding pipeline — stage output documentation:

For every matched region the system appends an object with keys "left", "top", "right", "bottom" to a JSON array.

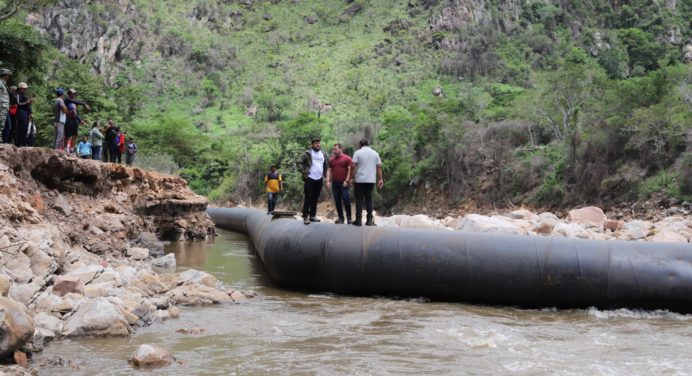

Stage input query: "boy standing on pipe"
[
  {"left": 298, "top": 138, "right": 328, "bottom": 225},
  {"left": 351, "top": 139, "right": 383, "bottom": 226},
  {"left": 264, "top": 164, "right": 283, "bottom": 214}
]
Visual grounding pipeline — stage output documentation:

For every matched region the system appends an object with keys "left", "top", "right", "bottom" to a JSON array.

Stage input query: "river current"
[{"left": 33, "top": 229, "right": 692, "bottom": 375}]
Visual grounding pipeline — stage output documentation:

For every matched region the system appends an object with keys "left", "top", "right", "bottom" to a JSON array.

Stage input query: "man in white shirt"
[
  {"left": 351, "top": 139, "right": 384, "bottom": 226},
  {"left": 298, "top": 138, "right": 328, "bottom": 225}
]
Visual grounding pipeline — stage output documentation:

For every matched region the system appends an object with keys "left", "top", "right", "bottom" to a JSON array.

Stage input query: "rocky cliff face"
[{"left": 26, "top": 0, "right": 146, "bottom": 85}]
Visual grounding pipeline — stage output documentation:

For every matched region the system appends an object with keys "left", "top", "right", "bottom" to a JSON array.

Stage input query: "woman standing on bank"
[{"left": 15, "top": 82, "right": 34, "bottom": 147}]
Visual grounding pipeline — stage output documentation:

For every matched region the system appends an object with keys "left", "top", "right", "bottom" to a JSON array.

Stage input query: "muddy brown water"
[{"left": 33, "top": 229, "right": 692, "bottom": 375}]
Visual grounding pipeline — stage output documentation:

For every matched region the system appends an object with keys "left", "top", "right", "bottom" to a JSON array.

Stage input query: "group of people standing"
[
  {"left": 0, "top": 69, "right": 139, "bottom": 165},
  {"left": 0, "top": 69, "right": 36, "bottom": 146},
  {"left": 265, "top": 137, "right": 383, "bottom": 226}
]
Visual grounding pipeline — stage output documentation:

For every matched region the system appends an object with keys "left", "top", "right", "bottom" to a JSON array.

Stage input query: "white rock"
[
  {"left": 455, "top": 214, "right": 524, "bottom": 235},
  {"left": 33, "top": 312, "right": 63, "bottom": 336},
  {"left": 552, "top": 223, "right": 590, "bottom": 238},
  {"left": 62, "top": 297, "right": 132, "bottom": 337},
  {"left": 129, "top": 344, "right": 174, "bottom": 368},
  {"left": 507, "top": 209, "right": 538, "bottom": 221},
  {"left": 177, "top": 269, "right": 220, "bottom": 288},
  {"left": 648, "top": 231, "right": 688, "bottom": 243},
  {"left": 127, "top": 247, "right": 150, "bottom": 260}
]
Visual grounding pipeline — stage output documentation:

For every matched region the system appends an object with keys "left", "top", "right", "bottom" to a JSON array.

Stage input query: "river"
[{"left": 33, "top": 229, "right": 692, "bottom": 375}]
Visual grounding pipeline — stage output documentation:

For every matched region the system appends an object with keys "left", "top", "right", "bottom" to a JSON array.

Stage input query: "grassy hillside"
[{"left": 4, "top": 0, "right": 692, "bottom": 211}]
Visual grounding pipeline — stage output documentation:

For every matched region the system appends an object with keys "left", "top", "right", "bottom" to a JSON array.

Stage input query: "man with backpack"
[
  {"left": 53, "top": 88, "right": 68, "bottom": 150},
  {"left": 104, "top": 120, "right": 118, "bottom": 162},
  {"left": 298, "top": 137, "right": 328, "bottom": 225},
  {"left": 264, "top": 164, "right": 283, "bottom": 214}
]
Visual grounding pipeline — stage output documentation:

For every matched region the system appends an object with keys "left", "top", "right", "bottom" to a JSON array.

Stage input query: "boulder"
[
  {"left": 65, "top": 265, "right": 104, "bottom": 285},
  {"left": 9, "top": 282, "right": 42, "bottom": 305},
  {"left": 3, "top": 250, "right": 33, "bottom": 284},
  {"left": 390, "top": 214, "right": 443, "bottom": 229},
  {"left": 33, "top": 312, "right": 63, "bottom": 337},
  {"left": 622, "top": 220, "right": 652, "bottom": 240},
  {"left": 134, "top": 232, "right": 164, "bottom": 257},
  {"left": 52, "top": 276, "right": 84, "bottom": 297},
  {"left": 127, "top": 247, "right": 149, "bottom": 260},
  {"left": 129, "top": 344, "right": 174, "bottom": 368},
  {"left": 0, "top": 296, "right": 35, "bottom": 358},
  {"left": 167, "top": 285, "right": 233, "bottom": 306},
  {"left": 567, "top": 206, "right": 607, "bottom": 228},
  {"left": 52, "top": 194, "right": 72, "bottom": 216},
  {"left": 62, "top": 297, "right": 133, "bottom": 337},
  {"left": 648, "top": 231, "right": 688, "bottom": 243},
  {"left": 176, "top": 269, "right": 220, "bottom": 288},
  {"left": 151, "top": 254, "right": 176, "bottom": 270},
  {"left": 552, "top": 223, "right": 590, "bottom": 239},
  {"left": 455, "top": 214, "right": 523, "bottom": 235}
]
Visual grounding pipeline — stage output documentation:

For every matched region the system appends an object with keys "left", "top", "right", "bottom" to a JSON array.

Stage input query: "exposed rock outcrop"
[{"left": 0, "top": 145, "right": 249, "bottom": 364}]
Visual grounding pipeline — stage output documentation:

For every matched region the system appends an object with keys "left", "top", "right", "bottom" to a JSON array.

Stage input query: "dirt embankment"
[{"left": 0, "top": 145, "right": 246, "bottom": 373}]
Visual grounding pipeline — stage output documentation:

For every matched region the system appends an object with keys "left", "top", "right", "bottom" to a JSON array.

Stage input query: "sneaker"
[
  {"left": 346, "top": 219, "right": 352, "bottom": 225},
  {"left": 309, "top": 217, "right": 321, "bottom": 222},
  {"left": 335, "top": 218, "right": 344, "bottom": 224},
  {"left": 303, "top": 218, "right": 310, "bottom": 225},
  {"left": 351, "top": 220, "right": 362, "bottom": 226},
  {"left": 267, "top": 211, "right": 272, "bottom": 215},
  {"left": 365, "top": 219, "right": 376, "bottom": 226}
]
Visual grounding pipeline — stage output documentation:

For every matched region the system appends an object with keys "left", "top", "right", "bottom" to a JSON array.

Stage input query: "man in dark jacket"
[{"left": 298, "top": 138, "right": 328, "bottom": 225}]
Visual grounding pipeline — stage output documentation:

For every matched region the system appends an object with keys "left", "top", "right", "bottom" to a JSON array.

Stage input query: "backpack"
[{"left": 8, "top": 104, "right": 16, "bottom": 116}]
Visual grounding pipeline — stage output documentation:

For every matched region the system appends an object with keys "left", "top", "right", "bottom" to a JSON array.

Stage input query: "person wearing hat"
[
  {"left": 298, "top": 137, "right": 328, "bottom": 225},
  {"left": 14, "top": 82, "right": 34, "bottom": 147},
  {"left": 263, "top": 164, "right": 283, "bottom": 214},
  {"left": 0, "top": 69, "right": 11, "bottom": 143},
  {"left": 53, "top": 88, "right": 68, "bottom": 150}
]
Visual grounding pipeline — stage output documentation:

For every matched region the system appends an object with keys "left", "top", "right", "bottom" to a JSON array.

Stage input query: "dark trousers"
[
  {"left": 354, "top": 183, "right": 375, "bottom": 221},
  {"left": 331, "top": 181, "right": 351, "bottom": 220},
  {"left": 105, "top": 141, "right": 118, "bottom": 163},
  {"left": 267, "top": 192, "right": 278, "bottom": 212},
  {"left": 14, "top": 111, "right": 29, "bottom": 147},
  {"left": 92, "top": 145, "right": 102, "bottom": 160},
  {"left": 2, "top": 115, "right": 10, "bottom": 143},
  {"left": 302, "top": 178, "right": 322, "bottom": 219}
]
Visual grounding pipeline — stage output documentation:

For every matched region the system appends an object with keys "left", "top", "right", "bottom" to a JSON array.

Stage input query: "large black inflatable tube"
[{"left": 209, "top": 207, "right": 692, "bottom": 312}]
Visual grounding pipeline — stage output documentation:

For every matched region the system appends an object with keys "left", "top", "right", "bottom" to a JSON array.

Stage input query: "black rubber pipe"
[{"left": 209, "top": 207, "right": 692, "bottom": 312}]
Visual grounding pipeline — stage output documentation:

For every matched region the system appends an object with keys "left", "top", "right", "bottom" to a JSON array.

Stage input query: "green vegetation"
[{"left": 1, "top": 0, "right": 690, "bottom": 210}]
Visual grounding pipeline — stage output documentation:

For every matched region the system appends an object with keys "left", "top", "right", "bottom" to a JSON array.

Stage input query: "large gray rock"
[
  {"left": 134, "top": 232, "right": 165, "bottom": 257},
  {"left": 0, "top": 296, "right": 35, "bottom": 358},
  {"left": 9, "top": 282, "right": 42, "bottom": 306},
  {"left": 129, "top": 344, "right": 174, "bottom": 368},
  {"left": 151, "top": 253, "right": 176, "bottom": 270},
  {"left": 127, "top": 247, "right": 149, "bottom": 260},
  {"left": 62, "top": 297, "right": 133, "bottom": 337},
  {"left": 176, "top": 269, "right": 220, "bottom": 288},
  {"left": 3, "top": 250, "right": 33, "bottom": 284},
  {"left": 167, "top": 285, "right": 232, "bottom": 306}
]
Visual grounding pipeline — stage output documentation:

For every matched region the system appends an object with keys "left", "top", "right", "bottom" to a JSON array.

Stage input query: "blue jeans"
[
  {"left": 92, "top": 145, "right": 102, "bottom": 161},
  {"left": 2, "top": 114, "right": 11, "bottom": 143},
  {"left": 267, "top": 192, "right": 278, "bottom": 212},
  {"left": 331, "top": 181, "right": 351, "bottom": 220}
]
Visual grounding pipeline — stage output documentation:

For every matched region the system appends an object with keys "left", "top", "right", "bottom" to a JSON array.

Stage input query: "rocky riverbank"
[{"left": 0, "top": 145, "right": 247, "bottom": 373}]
